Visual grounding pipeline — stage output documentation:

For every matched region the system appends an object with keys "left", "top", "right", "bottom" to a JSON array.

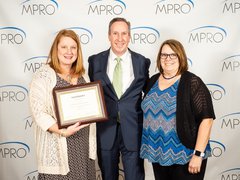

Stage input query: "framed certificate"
[{"left": 52, "top": 81, "right": 108, "bottom": 128}]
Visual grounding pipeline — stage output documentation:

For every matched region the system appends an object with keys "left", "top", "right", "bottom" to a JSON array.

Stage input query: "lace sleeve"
[
  {"left": 29, "top": 65, "right": 57, "bottom": 131},
  {"left": 190, "top": 76, "right": 215, "bottom": 121}
]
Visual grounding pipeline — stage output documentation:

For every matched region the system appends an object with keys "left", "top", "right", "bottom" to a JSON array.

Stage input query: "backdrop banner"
[{"left": 0, "top": 1, "right": 240, "bottom": 180}]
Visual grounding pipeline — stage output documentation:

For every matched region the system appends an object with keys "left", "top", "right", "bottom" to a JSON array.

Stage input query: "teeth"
[{"left": 116, "top": 43, "right": 123, "bottom": 47}]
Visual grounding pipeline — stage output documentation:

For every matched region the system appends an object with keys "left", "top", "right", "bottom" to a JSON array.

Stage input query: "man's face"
[{"left": 108, "top": 21, "right": 130, "bottom": 57}]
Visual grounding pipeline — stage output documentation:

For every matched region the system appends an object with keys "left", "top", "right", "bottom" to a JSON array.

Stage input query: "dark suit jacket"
[{"left": 88, "top": 49, "right": 150, "bottom": 151}]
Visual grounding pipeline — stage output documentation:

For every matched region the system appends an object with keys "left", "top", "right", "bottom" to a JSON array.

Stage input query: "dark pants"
[
  {"left": 152, "top": 159, "right": 207, "bottom": 180},
  {"left": 97, "top": 123, "right": 144, "bottom": 180}
]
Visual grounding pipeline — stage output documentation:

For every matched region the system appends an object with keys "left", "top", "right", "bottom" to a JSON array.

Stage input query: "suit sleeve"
[{"left": 143, "top": 58, "right": 151, "bottom": 94}]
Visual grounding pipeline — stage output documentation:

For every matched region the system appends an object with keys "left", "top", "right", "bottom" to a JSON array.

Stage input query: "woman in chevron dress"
[{"left": 140, "top": 39, "right": 215, "bottom": 180}]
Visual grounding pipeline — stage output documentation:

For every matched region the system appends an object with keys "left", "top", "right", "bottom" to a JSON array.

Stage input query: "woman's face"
[
  {"left": 160, "top": 44, "right": 179, "bottom": 74},
  {"left": 57, "top": 36, "right": 78, "bottom": 67}
]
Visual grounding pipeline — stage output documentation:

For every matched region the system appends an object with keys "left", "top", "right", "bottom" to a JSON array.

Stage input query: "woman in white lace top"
[{"left": 29, "top": 29, "right": 96, "bottom": 179}]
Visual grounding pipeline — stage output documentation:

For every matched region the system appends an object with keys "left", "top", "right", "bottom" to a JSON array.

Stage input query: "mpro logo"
[
  {"left": 23, "top": 56, "right": 47, "bottom": 73},
  {"left": 23, "top": 116, "right": 34, "bottom": 130},
  {"left": 24, "top": 170, "right": 38, "bottom": 180},
  {"left": 209, "top": 140, "right": 226, "bottom": 158},
  {"left": 222, "top": 0, "right": 240, "bottom": 13},
  {"left": 187, "top": 58, "right": 193, "bottom": 67},
  {"left": 62, "top": 27, "right": 93, "bottom": 45},
  {"left": 188, "top": 25, "right": 227, "bottom": 43},
  {"left": 220, "top": 112, "right": 240, "bottom": 129},
  {"left": 0, "top": 27, "right": 26, "bottom": 45},
  {"left": 207, "top": 84, "right": 226, "bottom": 101},
  {"left": 219, "top": 168, "right": 240, "bottom": 180},
  {"left": 155, "top": 0, "right": 194, "bottom": 14},
  {"left": 221, "top": 54, "right": 240, "bottom": 72},
  {"left": 87, "top": 0, "right": 126, "bottom": 15},
  {"left": 20, "top": 0, "right": 59, "bottom": 15},
  {"left": 0, "top": 141, "right": 30, "bottom": 159},
  {"left": 0, "top": 85, "right": 28, "bottom": 102},
  {"left": 131, "top": 26, "right": 160, "bottom": 45}
]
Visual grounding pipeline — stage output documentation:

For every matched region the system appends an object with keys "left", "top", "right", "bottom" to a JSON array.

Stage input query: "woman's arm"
[
  {"left": 48, "top": 122, "right": 89, "bottom": 137},
  {"left": 188, "top": 118, "right": 213, "bottom": 174}
]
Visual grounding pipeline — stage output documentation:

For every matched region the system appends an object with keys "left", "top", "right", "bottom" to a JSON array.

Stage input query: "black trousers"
[{"left": 152, "top": 159, "right": 207, "bottom": 180}]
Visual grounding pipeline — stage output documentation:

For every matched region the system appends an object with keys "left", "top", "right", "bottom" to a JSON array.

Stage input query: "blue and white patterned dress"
[{"left": 140, "top": 80, "right": 210, "bottom": 166}]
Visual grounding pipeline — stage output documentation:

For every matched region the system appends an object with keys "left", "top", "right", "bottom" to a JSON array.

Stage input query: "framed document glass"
[{"left": 53, "top": 81, "right": 108, "bottom": 128}]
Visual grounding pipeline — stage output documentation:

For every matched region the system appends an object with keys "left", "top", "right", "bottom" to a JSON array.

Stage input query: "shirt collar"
[{"left": 109, "top": 49, "right": 130, "bottom": 62}]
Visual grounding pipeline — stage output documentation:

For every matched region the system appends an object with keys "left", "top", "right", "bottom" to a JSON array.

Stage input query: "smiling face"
[
  {"left": 160, "top": 44, "right": 180, "bottom": 75},
  {"left": 57, "top": 36, "right": 78, "bottom": 68},
  {"left": 108, "top": 21, "right": 130, "bottom": 57}
]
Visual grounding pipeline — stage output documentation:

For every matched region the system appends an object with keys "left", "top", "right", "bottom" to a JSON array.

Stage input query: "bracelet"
[{"left": 60, "top": 129, "right": 67, "bottom": 137}]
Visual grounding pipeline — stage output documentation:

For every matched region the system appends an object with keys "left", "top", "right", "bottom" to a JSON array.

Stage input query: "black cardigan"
[{"left": 145, "top": 71, "right": 215, "bottom": 149}]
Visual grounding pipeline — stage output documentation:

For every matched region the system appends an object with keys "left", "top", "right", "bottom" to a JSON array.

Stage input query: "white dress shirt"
[{"left": 107, "top": 49, "right": 134, "bottom": 95}]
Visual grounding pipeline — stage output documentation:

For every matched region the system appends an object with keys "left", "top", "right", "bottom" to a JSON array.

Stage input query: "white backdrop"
[{"left": 0, "top": 0, "right": 240, "bottom": 180}]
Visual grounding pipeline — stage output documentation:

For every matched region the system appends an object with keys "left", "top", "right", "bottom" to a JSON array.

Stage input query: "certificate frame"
[{"left": 52, "top": 81, "right": 108, "bottom": 128}]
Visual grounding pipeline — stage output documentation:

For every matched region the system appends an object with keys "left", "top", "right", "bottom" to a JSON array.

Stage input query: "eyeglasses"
[{"left": 160, "top": 53, "right": 178, "bottom": 60}]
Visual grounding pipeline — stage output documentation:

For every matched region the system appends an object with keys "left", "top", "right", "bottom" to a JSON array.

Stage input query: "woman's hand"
[
  {"left": 48, "top": 122, "right": 89, "bottom": 138},
  {"left": 188, "top": 155, "right": 202, "bottom": 174},
  {"left": 63, "top": 122, "right": 90, "bottom": 137}
]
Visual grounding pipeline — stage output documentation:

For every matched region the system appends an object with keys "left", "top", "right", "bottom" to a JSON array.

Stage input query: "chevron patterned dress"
[{"left": 140, "top": 80, "right": 194, "bottom": 166}]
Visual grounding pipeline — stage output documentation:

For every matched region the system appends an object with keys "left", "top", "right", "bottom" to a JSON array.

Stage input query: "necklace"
[
  {"left": 162, "top": 73, "right": 177, "bottom": 80},
  {"left": 66, "top": 74, "right": 72, "bottom": 83}
]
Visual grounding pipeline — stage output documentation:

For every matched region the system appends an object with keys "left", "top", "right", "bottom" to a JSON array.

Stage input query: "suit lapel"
[
  {"left": 100, "top": 52, "right": 109, "bottom": 81},
  {"left": 100, "top": 50, "right": 118, "bottom": 97},
  {"left": 100, "top": 49, "right": 141, "bottom": 100},
  {"left": 131, "top": 53, "right": 139, "bottom": 81}
]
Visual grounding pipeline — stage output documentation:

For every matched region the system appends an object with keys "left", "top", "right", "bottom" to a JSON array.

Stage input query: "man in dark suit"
[{"left": 88, "top": 17, "right": 151, "bottom": 180}]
